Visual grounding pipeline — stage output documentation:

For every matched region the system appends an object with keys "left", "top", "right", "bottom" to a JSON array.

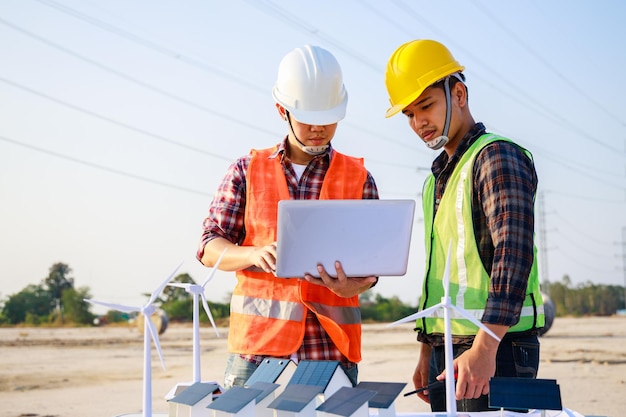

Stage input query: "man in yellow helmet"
[{"left": 384, "top": 39, "right": 545, "bottom": 412}]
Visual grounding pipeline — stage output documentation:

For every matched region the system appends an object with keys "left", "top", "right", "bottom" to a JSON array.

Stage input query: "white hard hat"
[{"left": 272, "top": 45, "right": 348, "bottom": 125}]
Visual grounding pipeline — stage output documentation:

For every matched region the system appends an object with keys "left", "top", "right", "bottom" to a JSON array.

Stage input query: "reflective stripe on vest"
[
  {"left": 230, "top": 295, "right": 362, "bottom": 325},
  {"left": 230, "top": 294, "right": 305, "bottom": 322},
  {"left": 424, "top": 305, "right": 541, "bottom": 321},
  {"left": 419, "top": 134, "right": 544, "bottom": 336},
  {"left": 227, "top": 146, "right": 368, "bottom": 361}
]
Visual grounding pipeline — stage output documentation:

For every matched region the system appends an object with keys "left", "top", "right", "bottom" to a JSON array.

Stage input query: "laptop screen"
[{"left": 274, "top": 199, "right": 416, "bottom": 278}]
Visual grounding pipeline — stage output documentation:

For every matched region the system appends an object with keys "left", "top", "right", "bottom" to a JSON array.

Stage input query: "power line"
[
  {"left": 367, "top": 0, "right": 624, "bottom": 282},
  {"left": 35, "top": 0, "right": 266, "bottom": 95},
  {"left": 0, "top": 135, "right": 212, "bottom": 197},
  {"left": 0, "top": 76, "right": 234, "bottom": 163},
  {"left": 486, "top": 122, "right": 626, "bottom": 193},
  {"left": 552, "top": 248, "right": 617, "bottom": 276},
  {"left": 0, "top": 17, "right": 280, "bottom": 139},
  {"left": 24, "top": 2, "right": 421, "bottom": 153},
  {"left": 2, "top": 6, "right": 622, "bottom": 204},
  {"left": 384, "top": 0, "right": 626, "bottom": 155},
  {"left": 242, "top": 0, "right": 381, "bottom": 72},
  {"left": 241, "top": 0, "right": 626, "bottom": 157},
  {"left": 2, "top": 1, "right": 623, "bottom": 288},
  {"left": 473, "top": 0, "right": 626, "bottom": 129},
  {"left": 554, "top": 229, "right": 616, "bottom": 259},
  {"left": 9, "top": 1, "right": 625, "bottom": 162},
  {"left": 544, "top": 189, "right": 625, "bottom": 204},
  {"left": 553, "top": 212, "right": 622, "bottom": 247}
]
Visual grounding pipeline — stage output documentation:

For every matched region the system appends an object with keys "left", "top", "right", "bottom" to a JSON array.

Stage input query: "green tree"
[
  {"left": 360, "top": 293, "right": 416, "bottom": 322},
  {"left": 44, "top": 263, "right": 75, "bottom": 307},
  {"left": 205, "top": 301, "right": 230, "bottom": 323},
  {"left": 162, "top": 296, "right": 230, "bottom": 323},
  {"left": 2, "top": 284, "right": 53, "bottom": 324},
  {"left": 163, "top": 298, "right": 193, "bottom": 321},
  {"left": 603, "top": 285, "right": 623, "bottom": 314},
  {"left": 548, "top": 279, "right": 567, "bottom": 316},
  {"left": 159, "top": 273, "right": 231, "bottom": 323},
  {"left": 160, "top": 273, "right": 194, "bottom": 303},
  {"left": 61, "top": 287, "right": 95, "bottom": 324},
  {"left": 548, "top": 275, "right": 624, "bottom": 317},
  {"left": 159, "top": 273, "right": 194, "bottom": 321}
]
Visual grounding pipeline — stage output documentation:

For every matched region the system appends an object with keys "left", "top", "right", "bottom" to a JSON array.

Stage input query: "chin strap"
[
  {"left": 285, "top": 112, "right": 329, "bottom": 155},
  {"left": 426, "top": 135, "right": 448, "bottom": 150},
  {"left": 425, "top": 75, "right": 454, "bottom": 151}
]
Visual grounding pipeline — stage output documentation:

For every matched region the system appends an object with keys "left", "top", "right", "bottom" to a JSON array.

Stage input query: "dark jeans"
[{"left": 428, "top": 333, "right": 540, "bottom": 412}]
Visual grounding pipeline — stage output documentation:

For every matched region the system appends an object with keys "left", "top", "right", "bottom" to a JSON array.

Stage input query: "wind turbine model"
[
  {"left": 167, "top": 248, "right": 226, "bottom": 384},
  {"left": 388, "top": 243, "right": 501, "bottom": 417},
  {"left": 85, "top": 263, "right": 182, "bottom": 417}
]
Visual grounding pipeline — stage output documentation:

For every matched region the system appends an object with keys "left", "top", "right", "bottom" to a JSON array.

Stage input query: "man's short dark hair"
[{"left": 431, "top": 73, "right": 468, "bottom": 101}]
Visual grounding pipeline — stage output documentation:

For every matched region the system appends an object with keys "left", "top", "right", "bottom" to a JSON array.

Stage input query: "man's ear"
[
  {"left": 276, "top": 103, "right": 288, "bottom": 120},
  {"left": 453, "top": 82, "right": 468, "bottom": 107}
]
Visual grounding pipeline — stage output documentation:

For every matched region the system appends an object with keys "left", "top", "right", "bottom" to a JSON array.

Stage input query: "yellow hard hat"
[{"left": 384, "top": 39, "right": 464, "bottom": 118}]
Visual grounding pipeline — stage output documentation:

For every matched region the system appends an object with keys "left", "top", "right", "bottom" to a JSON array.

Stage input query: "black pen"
[{"left": 403, "top": 380, "right": 445, "bottom": 397}]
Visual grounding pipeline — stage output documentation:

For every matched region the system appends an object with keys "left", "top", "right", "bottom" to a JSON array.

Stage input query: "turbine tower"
[
  {"left": 167, "top": 248, "right": 226, "bottom": 383},
  {"left": 388, "top": 243, "right": 500, "bottom": 416},
  {"left": 85, "top": 263, "right": 182, "bottom": 417}
]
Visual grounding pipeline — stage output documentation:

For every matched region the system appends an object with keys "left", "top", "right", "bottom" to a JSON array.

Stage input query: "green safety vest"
[{"left": 419, "top": 134, "right": 544, "bottom": 336}]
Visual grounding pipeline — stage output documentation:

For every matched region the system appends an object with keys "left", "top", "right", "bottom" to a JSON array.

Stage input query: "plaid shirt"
[
  {"left": 197, "top": 137, "right": 378, "bottom": 367},
  {"left": 419, "top": 123, "right": 538, "bottom": 345}
]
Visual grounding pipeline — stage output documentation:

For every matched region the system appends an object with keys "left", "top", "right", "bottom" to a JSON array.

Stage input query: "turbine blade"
[
  {"left": 167, "top": 283, "right": 189, "bottom": 289},
  {"left": 450, "top": 305, "right": 501, "bottom": 342},
  {"left": 146, "top": 314, "right": 166, "bottom": 370},
  {"left": 201, "top": 248, "right": 227, "bottom": 287},
  {"left": 200, "top": 294, "right": 220, "bottom": 337},
  {"left": 387, "top": 304, "right": 444, "bottom": 327},
  {"left": 84, "top": 298, "right": 138, "bottom": 314},
  {"left": 149, "top": 261, "right": 183, "bottom": 305}
]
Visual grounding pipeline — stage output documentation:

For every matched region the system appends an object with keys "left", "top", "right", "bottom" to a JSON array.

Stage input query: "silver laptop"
[{"left": 274, "top": 199, "right": 416, "bottom": 278}]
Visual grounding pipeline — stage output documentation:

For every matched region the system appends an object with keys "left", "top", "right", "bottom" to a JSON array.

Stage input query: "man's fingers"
[{"left": 333, "top": 260, "right": 344, "bottom": 275}]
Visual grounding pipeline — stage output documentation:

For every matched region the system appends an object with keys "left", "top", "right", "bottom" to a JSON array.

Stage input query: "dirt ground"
[{"left": 0, "top": 316, "right": 624, "bottom": 417}]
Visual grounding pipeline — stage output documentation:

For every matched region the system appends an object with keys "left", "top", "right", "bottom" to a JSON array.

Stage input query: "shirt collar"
[{"left": 432, "top": 122, "right": 486, "bottom": 175}]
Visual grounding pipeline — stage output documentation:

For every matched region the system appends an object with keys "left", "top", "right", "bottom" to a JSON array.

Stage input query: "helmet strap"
[
  {"left": 286, "top": 112, "right": 329, "bottom": 155},
  {"left": 425, "top": 76, "right": 453, "bottom": 151}
]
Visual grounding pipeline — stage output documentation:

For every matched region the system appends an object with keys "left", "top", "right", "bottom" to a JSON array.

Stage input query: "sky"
[{"left": 1, "top": 0, "right": 625, "bottom": 315}]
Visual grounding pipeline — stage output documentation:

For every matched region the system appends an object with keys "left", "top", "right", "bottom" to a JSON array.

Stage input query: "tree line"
[
  {"left": 1, "top": 263, "right": 624, "bottom": 326},
  {"left": 542, "top": 275, "right": 625, "bottom": 317}
]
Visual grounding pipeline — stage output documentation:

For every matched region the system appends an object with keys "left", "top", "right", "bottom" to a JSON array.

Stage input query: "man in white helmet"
[{"left": 196, "top": 45, "right": 379, "bottom": 388}]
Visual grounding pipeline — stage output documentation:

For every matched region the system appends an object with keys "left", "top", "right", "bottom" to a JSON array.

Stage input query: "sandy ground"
[{"left": 0, "top": 317, "right": 624, "bottom": 417}]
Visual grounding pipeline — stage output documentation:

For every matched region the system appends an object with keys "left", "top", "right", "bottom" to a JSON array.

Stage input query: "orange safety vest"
[{"left": 228, "top": 146, "right": 368, "bottom": 362}]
